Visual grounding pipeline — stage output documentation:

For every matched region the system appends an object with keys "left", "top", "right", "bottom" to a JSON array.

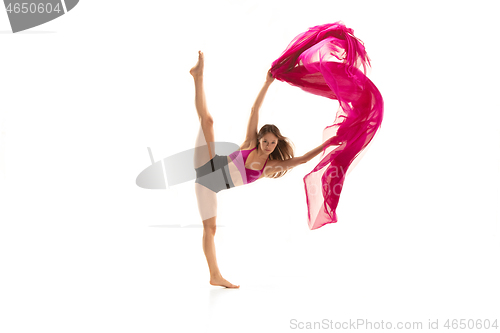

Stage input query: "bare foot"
[
  {"left": 190, "top": 51, "right": 204, "bottom": 77},
  {"left": 210, "top": 274, "right": 240, "bottom": 288}
]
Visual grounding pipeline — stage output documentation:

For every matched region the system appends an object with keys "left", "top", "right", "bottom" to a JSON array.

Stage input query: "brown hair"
[{"left": 257, "top": 124, "right": 295, "bottom": 179}]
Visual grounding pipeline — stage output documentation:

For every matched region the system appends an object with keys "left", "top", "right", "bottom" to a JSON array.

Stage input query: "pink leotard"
[{"left": 229, "top": 147, "right": 268, "bottom": 184}]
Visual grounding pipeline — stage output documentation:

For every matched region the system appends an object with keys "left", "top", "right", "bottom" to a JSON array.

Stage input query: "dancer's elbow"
[
  {"left": 294, "top": 156, "right": 308, "bottom": 166},
  {"left": 298, "top": 155, "right": 310, "bottom": 165}
]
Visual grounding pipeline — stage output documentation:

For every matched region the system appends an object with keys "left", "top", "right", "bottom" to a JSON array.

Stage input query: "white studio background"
[{"left": 0, "top": 1, "right": 499, "bottom": 333}]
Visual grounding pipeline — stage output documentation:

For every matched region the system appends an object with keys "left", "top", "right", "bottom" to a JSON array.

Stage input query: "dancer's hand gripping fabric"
[{"left": 266, "top": 69, "right": 275, "bottom": 84}]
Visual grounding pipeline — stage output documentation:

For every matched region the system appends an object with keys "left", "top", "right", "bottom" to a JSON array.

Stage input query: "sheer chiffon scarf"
[{"left": 270, "top": 22, "right": 384, "bottom": 230}]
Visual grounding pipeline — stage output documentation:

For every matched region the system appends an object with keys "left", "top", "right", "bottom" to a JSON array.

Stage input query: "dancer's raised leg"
[{"left": 191, "top": 51, "right": 215, "bottom": 169}]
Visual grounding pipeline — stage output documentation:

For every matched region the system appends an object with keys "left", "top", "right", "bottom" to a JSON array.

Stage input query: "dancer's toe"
[{"left": 210, "top": 275, "right": 240, "bottom": 288}]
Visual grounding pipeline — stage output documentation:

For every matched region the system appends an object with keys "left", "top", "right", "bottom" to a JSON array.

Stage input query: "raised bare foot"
[
  {"left": 190, "top": 51, "right": 204, "bottom": 77},
  {"left": 210, "top": 274, "right": 240, "bottom": 288}
]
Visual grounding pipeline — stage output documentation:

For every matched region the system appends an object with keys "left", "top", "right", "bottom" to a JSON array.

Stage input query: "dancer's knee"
[
  {"left": 201, "top": 115, "right": 214, "bottom": 127},
  {"left": 203, "top": 218, "right": 217, "bottom": 236}
]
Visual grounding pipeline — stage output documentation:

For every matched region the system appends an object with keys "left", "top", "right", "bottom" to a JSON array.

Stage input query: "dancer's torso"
[{"left": 226, "top": 145, "right": 269, "bottom": 187}]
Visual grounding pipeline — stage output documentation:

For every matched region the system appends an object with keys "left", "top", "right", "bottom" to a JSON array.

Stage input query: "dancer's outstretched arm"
[
  {"left": 264, "top": 137, "right": 340, "bottom": 176},
  {"left": 299, "top": 136, "right": 342, "bottom": 165},
  {"left": 244, "top": 71, "right": 275, "bottom": 143}
]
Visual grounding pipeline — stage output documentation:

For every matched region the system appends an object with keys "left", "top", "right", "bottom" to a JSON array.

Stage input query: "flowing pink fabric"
[{"left": 270, "top": 22, "right": 384, "bottom": 230}]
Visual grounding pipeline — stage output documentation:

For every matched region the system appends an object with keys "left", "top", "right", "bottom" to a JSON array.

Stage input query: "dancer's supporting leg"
[{"left": 191, "top": 51, "right": 239, "bottom": 289}]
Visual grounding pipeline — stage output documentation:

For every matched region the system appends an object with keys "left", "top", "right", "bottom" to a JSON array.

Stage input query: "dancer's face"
[{"left": 260, "top": 133, "right": 278, "bottom": 154}]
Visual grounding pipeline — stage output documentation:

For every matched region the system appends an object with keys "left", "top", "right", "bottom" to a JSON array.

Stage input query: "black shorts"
[{"left": 195, "top": 154, "right": 235, "bottom": 193}]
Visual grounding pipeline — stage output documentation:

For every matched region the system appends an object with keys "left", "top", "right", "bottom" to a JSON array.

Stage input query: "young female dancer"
[{"left": 190, "top": 51, "right": 333, "bottom": 288}]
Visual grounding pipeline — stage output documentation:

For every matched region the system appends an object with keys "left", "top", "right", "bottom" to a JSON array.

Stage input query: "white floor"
[{"left": 1, "top": 174, "right": 498, "bottom": 333}]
